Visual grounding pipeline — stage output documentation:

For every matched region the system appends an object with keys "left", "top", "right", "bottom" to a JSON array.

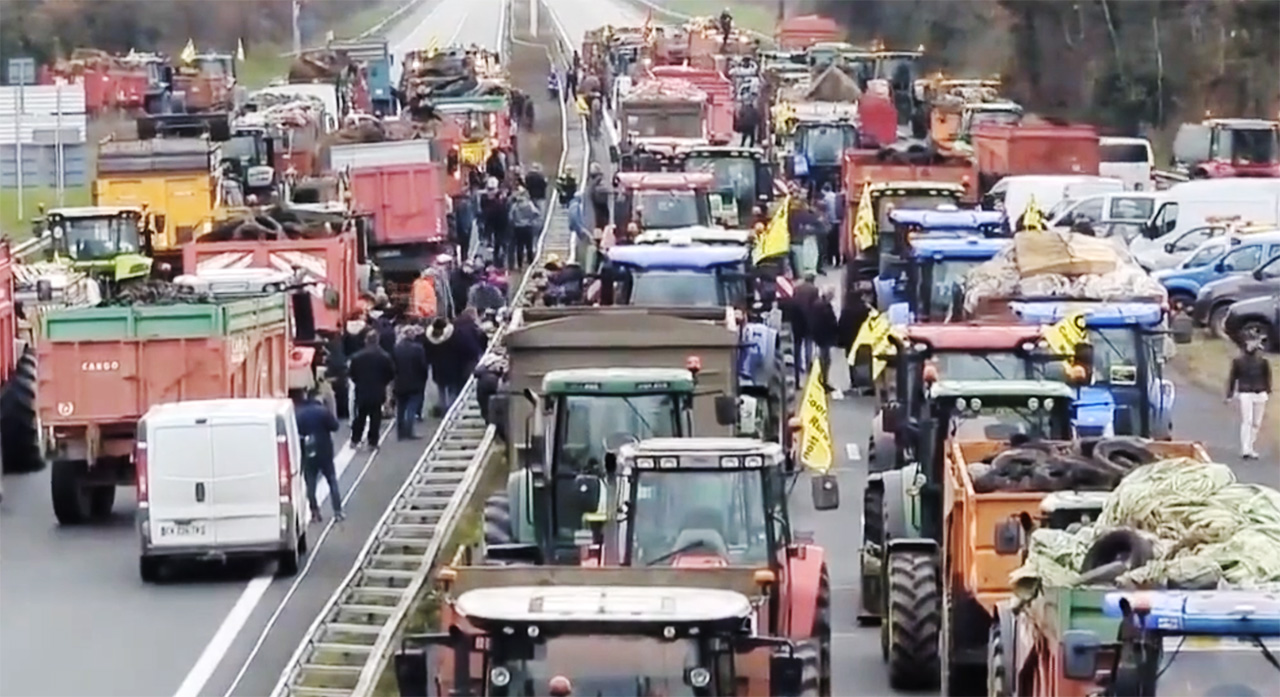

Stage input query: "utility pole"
[
  {"left": 292, "top": 0, "right": 302, "bottom": 56},
  {"left": 530, "top": 0, "right": 539, "bottom": 37},
  {"left": 777, "top": 0, "right": 785, "bottom": 22}
]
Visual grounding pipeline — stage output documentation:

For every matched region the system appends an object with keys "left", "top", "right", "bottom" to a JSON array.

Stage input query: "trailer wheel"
[
  {"left": 987, "top": 620, "right": 1011, "bottom": 697},
  {"left": 886, "top": 550, "right": 941, "bottom": 691},
  {"left": 815, "top": 564, "right": 832, "bottom": 697},
  {"left": 89, "top": 485, "right": 117, "bottom": 520},
  {"left": 51, "top": 459, "right": 92, "bottom": 525},
  {"left": 1, "top": 345, "right": 45, "bottom": 474},
  {"left": 483, "top": 492, "right": 514, "bottom": 548}
]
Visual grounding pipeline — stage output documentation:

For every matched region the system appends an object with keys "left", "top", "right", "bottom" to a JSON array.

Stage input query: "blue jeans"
[
  {"left": 396, "top": 391, "right": 424, "bottom": 438},
  {"left": 303, "top": 457, "right": 342, "bottom": 516}
]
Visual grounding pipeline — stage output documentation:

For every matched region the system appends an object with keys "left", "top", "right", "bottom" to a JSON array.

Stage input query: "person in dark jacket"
[
  {"left": 347, "top": 331, "right": 394, "bottom": 448},
  {"left": 524, "top": 163, "right": 548, "bottom": 203},
  {"left": 837, "top": 288, "right": 872, "bottom": 390},
  {"left": 789, "top": 273, "right": 820, "bottom": 379},
  {"left": 1227, "top": 338, "right": 1272, "bottom": 459},
  {"left": 809, "top": 287, "right": 840, "bottom": 393},
  {"left": 450, "top": 262, "right": 476, "bottom": 315},
  {"left": 292, "top": 388, "right": 344, "bottom": 521},
  {"left": 474, "top": 353, "right": 507, "bottom": 431},
  {"left": 485, "top": 149, "right": 506, "bottom": 182},
  {"left": 424, "top": 319, "right": 465, "bottom": 416},
  {"left": 453, "top": 307, "right": 490, "bottom": 357},
  {"left": 324, "top": 335, "right": 349, "bottom": 420},
  {"left": 392, "top": 326, "right": 430, "bottom": 440},
  {"left": 508, "top": 188, "right": 542, "bottom": 268},
  {"left": 587, "top": 164, "right": 611, "bottom": 229},
  {"left": 483, "top": 186, "right": 512, "bottom": 268},
  {"left": 557, "top": 167, "right": 578, "bottom": 206}
]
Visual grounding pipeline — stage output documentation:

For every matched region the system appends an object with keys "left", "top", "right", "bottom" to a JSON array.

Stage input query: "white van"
[
  {"left": 987, "top": 175, "right": 1126, "bottom": 222},
  {"left": 1143, "top": 179, "right": 1280, "bottom": 241},
  {"left": 1099, "top": 136, "right": 1154, "bottom": 190},
  {"left": 137, "top": 398, "right": 308, "bottom": 582},
  {"left": 1048, "top": 191, "right": 1164, "bottom": 228}
]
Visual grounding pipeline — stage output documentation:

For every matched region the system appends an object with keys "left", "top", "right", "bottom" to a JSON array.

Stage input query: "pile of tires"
[{"left": 968, "top": 436, "right": 1156, "bottom": 494}]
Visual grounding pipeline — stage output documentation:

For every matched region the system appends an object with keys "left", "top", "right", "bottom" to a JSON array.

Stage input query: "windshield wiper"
[
  {"left": 621, "top": 397, "right": 655, "bottom": 435},
  {"left": 1090, "top": 330, "right": 1131, "bottom": 379},
  {"left": 978, "top": 354, "right": 1007, "bottom": 380},
  {"left": 646, "top": 540, "right": 710, "bottom": 566}
]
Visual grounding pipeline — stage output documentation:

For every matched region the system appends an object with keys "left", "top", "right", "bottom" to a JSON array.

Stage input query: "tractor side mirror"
[
  {"left": 1060, "top": 630, "right": 1101, "bottom": 680},
  {"left": 811, "top": 474, "right": 839, "bottom": 511},
  {"left": 714, "top": 395, "right": 738, "bottom": 426},
  {"left": 994, "top": 517, "right": 1025, "bottom": 555},
  {"left": 1163, "top": 242, "right": 1176, "bottom": 254},
  {"left": 574, "top": 474, "right": 602, "bottom": 511},
  {"left": 322, "top": 287, "right": 341, "bottom": 310},
  {"left": 36, "top": 279, "right": 54, "bottom": 302},
  {"left": 609, "top": 145, "right": 619, "bottom": 164},
  {"left": 1170, "top": 314, "right": 1194, "bottom": 344},
  {"left": 770, "top": 655, "right": 805, "bottom": 695}
]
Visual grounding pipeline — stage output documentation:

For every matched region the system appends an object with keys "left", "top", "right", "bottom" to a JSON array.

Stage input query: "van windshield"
[{"left": 1101, "top": 142, "right": 1152, "bottom": 163}]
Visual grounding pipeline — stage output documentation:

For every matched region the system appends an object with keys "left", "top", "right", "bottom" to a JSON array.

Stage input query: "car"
[
  {"left": 1047, "top": 191, "right": 1163, "bottom": 228},
  {"left": 1223, "top": 293, "right": 1280, "bottom": 351},
  {"left": 1130, "top": 222, "right": 1230, "bottom": 271},
  {"left": 1153, "top": 230, "right": 1280, "bottom": 311},
  {"left": 1191, "top": 255, "right": 1280, "bottom": 336}
]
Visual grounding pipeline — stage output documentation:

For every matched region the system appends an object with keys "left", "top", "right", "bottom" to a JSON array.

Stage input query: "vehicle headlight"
[
  {"left": 688, "top": 667, "right": 711, "bottom": 688},
  {"left": 490, "top": 667, "right": 511, "bottom": 687}
]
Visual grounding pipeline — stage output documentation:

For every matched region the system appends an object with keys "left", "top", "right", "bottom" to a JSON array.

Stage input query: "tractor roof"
[
  {"left": 909, "top": 235, "right": 1008, "bottom": 260},
  {"left": 929, "top": 379, "right": 1075, "bottom": 401},
  {"left": 542, "top": 367, "right": 695, "bottom": 394},
  {"left": 891, "top": 209, "right": 1005, "bottom": 231},
  {"left": 904, "top": 323, "right": 1042, "bottom": 351},
  {"left": 456, "top": 585, "right": 753, "bottom": 627},
  {"left": 1010, "top": 301, "right": 1164, "bottom": 328},
  {"left": 616, "top": 171, "right": 715, "bottom": 190},
  {"left": 47, "top": 206, "right": 143, "bottom": 218},
  {"left": 607, "top": 244, "right": 747, "bottom": 270},
  {"left": 621, "top": 438, "right": 786, "bottom": 468},
  {"left": 870, "top": 181, "right": 966, "bottom": 194},
  {"left": 635, "top": 227, "right": 750, "bottom": 246}
]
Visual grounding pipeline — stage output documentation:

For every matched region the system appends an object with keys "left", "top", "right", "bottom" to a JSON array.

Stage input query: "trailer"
[
  {"left": 973, "top": 122, "right": 1101, "bottom": 194},
  {"left": 0, "top": 241, "right": 43, "bottom": 475},
  {"left": 39, "top": 296, "right": 291, "bottom": 524}
]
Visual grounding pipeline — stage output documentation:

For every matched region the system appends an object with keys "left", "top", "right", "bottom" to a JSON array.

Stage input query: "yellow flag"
[
  {"left": 426, "top": 36, "right": 439, "bottom": 57},
  {"left": 848, "top": 307, "right": 896, "bottom": 379},
  {"left": 1043, "top": 312, "right": 1087, "bottom": 356},
  {"left": 1022, "top": 195, "right": 1046, "bottom": 231},
  {"left": 576, "top": 95, "right": 590, "bottom": 114},
  {"left": 798, "top": 363, "right": 834, "bottom": 474},
  {"left": 752, "top": 196, "right": 790, "bottom": 263},
  {"left": 179, "top": 39, "right": 197, "bottom": 64},
  {"left": 853, "top": 182, "right": 876, "bottom": 253},
  {"left": 236, "top": 38, "right": 246, "bottom": 62}
]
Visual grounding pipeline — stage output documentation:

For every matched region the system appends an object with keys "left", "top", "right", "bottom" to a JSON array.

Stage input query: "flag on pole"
[
  {"left": 852, "top": 182, "right": 875, "bottom": 253},
  {"left": 752, "top": 195, "right": 790, "bottom": 263},
  {"left": 1021, "top": 195, "right": 1046, "bottom": 231},
  {"left": 798, "top": 363, "right": 834, "bottom": 474},
  {"left": 236, "top": 38, "right": 246, "bottom": 62},
  {"left": 426, "top": 36, "right": 440, "bottom": 57},
  {"left": 179, "top": 39, "right": 197, "bottom": 64}
]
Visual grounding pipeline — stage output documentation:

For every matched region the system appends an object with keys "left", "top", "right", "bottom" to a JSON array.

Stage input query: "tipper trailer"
[{"left": 0, "top": 240, "right": 42, "bottom": 475}]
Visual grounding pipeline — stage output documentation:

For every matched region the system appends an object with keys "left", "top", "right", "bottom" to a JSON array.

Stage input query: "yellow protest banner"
[
  {"left": 752, "top": 195, "right": 790, "bottom": 263},
  {"left": 1043, "top": 312, "right": 1087, "bottom": 356},
  {"left": 799, "top": 363, "right": 834, "bottom": 474},
  {"left": 1022, "top": 195, "right": 1046, "bottom": 231},
  {"left": 852, "top": 182, "right": 875, "bottom": 253},
  {"left": 849, "top": 308, "right": 896, "bottom": 379},
  {"left": 458, "top": 141, "right": 488, "bottom": 166}
]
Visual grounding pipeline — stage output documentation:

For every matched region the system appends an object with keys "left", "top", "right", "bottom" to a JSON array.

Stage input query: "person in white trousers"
[{"left": 1226, "top": 338, "right": 1272, "bottom": 459}]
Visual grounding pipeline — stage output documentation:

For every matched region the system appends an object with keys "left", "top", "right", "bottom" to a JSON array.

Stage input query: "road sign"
[{"left": 6, "top": 57, "right": 36, "bottom": 87}]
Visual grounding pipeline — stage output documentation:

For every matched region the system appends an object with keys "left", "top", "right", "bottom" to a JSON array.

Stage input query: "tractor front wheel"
[{"left": 885, "top": 550, "right": 941, "bottom": 691}]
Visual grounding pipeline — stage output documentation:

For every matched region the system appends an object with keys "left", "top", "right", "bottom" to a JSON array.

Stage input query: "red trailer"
[
  {"left": 0, "top": 240, "right": 42, "bottom": 475},
  {"left": 842, "top": 150, "right": 978, "bottom": 202},
  {"left": 775, "top": 15, "right": 842, "bottom": 51},
  {"left": 973, "top": 122, "right": 1100, "bottom": 193},
  {"left": 183, "top": 235, "right": 358, "bottom": 336},
  {"left": 648, "top": 65, "right": 735, "bottom": 145}
]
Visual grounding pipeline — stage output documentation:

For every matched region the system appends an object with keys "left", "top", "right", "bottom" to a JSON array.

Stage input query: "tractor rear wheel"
[
  {"left": 815, "top": 564, "right": 832, "bottom": 696},
  {"left": 794, "top": 638, "right": 821, "bottom": 697},
  {"left": 885, "top": 550, "right": 941, "bottom": 691},
  {"left": 1, "top": 345, "right": 44, "bottom": 474},
  {"left": 988, "top": 621, "right": 1010, "bottom": 697}
]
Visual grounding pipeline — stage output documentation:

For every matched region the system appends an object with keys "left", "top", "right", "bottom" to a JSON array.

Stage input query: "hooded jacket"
[
  {"left": 424, "top": 322, "right": 481, "bottom": 388},
  {"left": 393, "top": 329, "right": 431, "bottom": 396},
  {"left": 348, "top": 343, "right": 395, "bottom": 405}
]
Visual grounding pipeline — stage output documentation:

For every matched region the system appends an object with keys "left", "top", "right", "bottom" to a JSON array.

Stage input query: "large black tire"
[
  {"left": 1081, "top": 528, "right": 1155, "bottom": 572},
  {"left": 482, "top": 491, "right": 514, "bottom": 546},
  {"left": 51, "top": 459, "right": 91, "bottom": 525},
  {"left": 987, "top": 621, "right": 1010, "bottom": 697},
  {"left": 794, "top": 639, "right": 822, "bottom": 697},
  {"left": 89, "top": 485, "right": 117, "bottom": 519},
  {"left": 1, "top": 345, "right": 44, "bottom": 474},
  {"left": 886, "top": 551, "right": 941, "bottom": 691},
  {"left": 816, "top": 564, "right": 832, "bottom": 697}
]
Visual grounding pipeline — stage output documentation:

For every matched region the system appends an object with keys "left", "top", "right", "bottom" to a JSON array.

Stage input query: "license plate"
[{"left": 158, "top": 522, "right": 208, "bottom": 538}]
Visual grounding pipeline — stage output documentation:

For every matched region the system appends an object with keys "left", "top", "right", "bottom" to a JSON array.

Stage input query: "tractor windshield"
[
  {"left": 1140, "top": 637, "right": 1280, "bottom": 696},
  {"left": 629, "top": 469, "right": 770, "bottom": 566},
  {"left": 800, "top": 124, "right": 854, "bottom": 165},
  {"left": 947, "top": 396, "right": 1072, "bottom": 441},
  {"left": 632, "top": 190, "right": 708, "bottom": 229},
  {"left": 684, "top": 155, "right": 756, "bottom": 210},
  {"left": 932, "top": 352, "right": 1040, "bottom": 382},
  {"left": 623, "top": 266, "right": 747, "bottom": 307},
  {"left": 557, "top": 394, "right": 684, "bottom": 474},
  {"left": 491, "top": 635, "right": 707, "bottom": 696},
  {"left": 1084, "top": 327, "right": 1143, "bottom": 385},
  {"left": 59, "top": 215, "right": 143, "bottom": 261},
  {"left": 913, "top": 258, "right": 981, "bottom": 320},
  {"left": 1225, "top": 128, "right": 1279, "bottom": 164}
]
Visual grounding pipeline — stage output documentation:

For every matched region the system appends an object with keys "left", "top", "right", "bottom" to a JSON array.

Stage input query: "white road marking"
[{"left": 845, "top": 443, "right": 861, "bottom": 461}]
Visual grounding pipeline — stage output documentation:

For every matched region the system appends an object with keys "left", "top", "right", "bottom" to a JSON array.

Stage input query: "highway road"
[
  {"left": 0, "top": 2, "right": 507, "bottom": 697},
  {"left": 543, "top": 0, "right": 1277, "bottom": 695}
]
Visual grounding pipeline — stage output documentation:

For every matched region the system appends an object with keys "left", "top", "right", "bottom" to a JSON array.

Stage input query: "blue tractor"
[{"left": 1008, "top": 301, "right": 1176, "bottom": 438}]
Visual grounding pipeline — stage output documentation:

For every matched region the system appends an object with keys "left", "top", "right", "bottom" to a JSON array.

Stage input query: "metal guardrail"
[{"left": 270, "top": 1, "right": 590, "bottom": 695}]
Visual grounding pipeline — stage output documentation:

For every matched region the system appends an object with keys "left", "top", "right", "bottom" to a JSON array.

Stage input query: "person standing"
[
  {"left": 291, "top": 388, "right": 343, "bottom": 522},
  {"left": 525, "top": 163, "right": 548, "bottom": 204},
  {"left": 789, "top": 273, "right": 820, "bottom": 378},
  {"left": 1227, "top": 338, "right": 1272, "bottom": 459},
  {"left": 508, "top": 188, "right": 541, "bottom": 268},
  {"left": 810, "top": 286, "right": 840, "bottom": 394},
  {"left": 392, "top": 326, "right": 430, "bottom": 440},
  {"left": 347, "top": 332, "right": 394, "bottom": 449},
  {"left": 587, "top": 163, "right": 610, "bottom": 230}
]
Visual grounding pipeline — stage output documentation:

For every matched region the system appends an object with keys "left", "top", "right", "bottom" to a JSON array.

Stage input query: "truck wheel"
[
  {"left": 51, "top": 459, "right": 92, "bottom": 525},
  {"left": 988, "top": 621, "right": 1010, "bottom": 697},
  {"left": 1, "top": 346, "right": 44, "bottom": 474},
  {"left": 793, "top": 639, "right": 821, "bottom": 697},
  {"left": 815, "top": 564, "right": 832, "bottom": 697},
  {"left": 483, "top": 492, "right": 514, "bottom": 547},
  {"left": 139, "top": 556, "right": 163, "bottom": 584},
  {"left": 277, "top": 535, "right": 302, "bottom": 577},
  {"left": 886, "top": 550, "right": 941, "bottom": 690},
  {"left": 89, "top": 486, "right": 117, "bottom": 520}
]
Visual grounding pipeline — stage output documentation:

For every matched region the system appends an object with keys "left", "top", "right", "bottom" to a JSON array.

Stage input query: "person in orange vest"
[{"left": 410, "top": 269, "right": 438, "bottom": 320}]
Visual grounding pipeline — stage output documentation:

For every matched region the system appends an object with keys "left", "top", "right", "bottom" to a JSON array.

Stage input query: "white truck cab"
[
  {"left": 1099, "top": 136, "right": 1154, "bottom": 190},
  {"left": 136, "top": 398, "right": 308, "bottom": 582}
]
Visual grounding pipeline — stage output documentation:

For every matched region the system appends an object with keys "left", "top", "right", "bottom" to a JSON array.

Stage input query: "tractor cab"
[
  {"left": 215, "top": 126, "right": 277, "bottom": 201},
  {"left": 1007, "top": 301, "right": 1175, "bottom": 438},
  {"left": 438, "top": 95, "right": 512, "bottom": 178},
  {"left": 33, "top": 206, "right": 160, "bottom": 287},
  {"left": 870, "top": 48, "right": 925, "bottom": 134},
  {"left": 1172, "top": 118, "right": 1280, "bottom": 179},
  {"left": 605, "top": 245, "right": 749, "bottom": 309},
  {"left": 612, "top": 172, "right": 717, "bottom": 231},
  {"left": 676, "top": 146, "right": 774, "bottom": 227},
  {"left": 846, "top": 182, "right": 969, "bottom": 292},
  {"left": 786, "top": 103, "right": 859, "bottom": 191},
  {"left": 954, "top": 100, "right": 1023, "bottom": 148}
]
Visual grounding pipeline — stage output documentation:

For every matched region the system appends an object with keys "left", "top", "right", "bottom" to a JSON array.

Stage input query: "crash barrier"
[{"left": 270, "top": 1, "right": 589, "bottom": 695}]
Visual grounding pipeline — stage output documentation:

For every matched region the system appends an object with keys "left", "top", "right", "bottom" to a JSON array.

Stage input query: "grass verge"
[
  {"left": 1170, "top": 334, "right": 1280, "bottom": 456},
  {"left": 1, "top": 187, "right": 93, "bottom": 240},
  {"left": 371, "top": 447, "right": 510, "bottom": 697},
  {"left": 654, "top": 0, "right": 779, "bottom": 35}
]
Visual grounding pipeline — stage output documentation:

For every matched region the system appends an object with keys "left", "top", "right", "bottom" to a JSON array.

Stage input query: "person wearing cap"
[
  {"left": 557, "top": 167, "right": 578, "bottom": 207},
  {"left": 1227, "top": 337, "right": 1272, "bottom": 459}
]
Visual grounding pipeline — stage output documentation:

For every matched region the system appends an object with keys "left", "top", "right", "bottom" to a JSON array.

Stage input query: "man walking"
[
  {"left": 1227, "top": 338, "right": 1272, "bottom": 459},
  {"left": 393, "top": 325, "right": 430, "bottom": 440},
  {"left": 292, "top": 388, "right": 343, "bottom": 522},
  {"left": 508, "top": 188, "right": 542, "bottom": 268},
  {"left": 348, "top": 332, "right": 395, "bottom": 449}
]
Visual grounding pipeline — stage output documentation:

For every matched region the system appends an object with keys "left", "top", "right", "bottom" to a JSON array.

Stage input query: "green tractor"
[
  {"left": 32, "top": 206, "right": 163, "bottom": 292},
  {"left": 483, "top": 366, "right": 738, "bottom": 565}
]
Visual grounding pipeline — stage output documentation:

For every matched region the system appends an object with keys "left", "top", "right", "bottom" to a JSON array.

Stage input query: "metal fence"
[{"left": 0, "top": 83, "right": 89, "bottom": 189}]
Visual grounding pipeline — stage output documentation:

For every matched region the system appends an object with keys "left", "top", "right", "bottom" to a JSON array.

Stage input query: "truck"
[
  {"left": 329, "top": 140, "right": 450, "bottom": 300},
  {"left": 841, "top": 149, "right": 978, "bottom": 204},
  {"left": 859, "top": 376, "right": 1211, "bottom": 692},
  {"left": 617, "top": 79, "right": 709, "bottom": 164},
  {"left": 0, "top": 241, "right": 43, "bottom": 475},
  {"left": 774, "top": 15, "right": 842, "bottom": 51},
  {"left": 972, "top": 122, "right": 1101, "bottom": 195},
  {"left": 40, "top": 49, "right": 166, "bottom": 115},
  {"left": 648, "top": 65, "right": 735, "bottom": 145},
  {"left": 327, "top": 39, "right": 395, "bottom": 116},
  {"left": 610, "top": 172, "right": 718, "bottom": 231},
  {"left": 39, "top": 295, "right": 292, "bottom": 524},
  {"left": 1171, "top": 117, "right": 1280, "bottom": 179}
]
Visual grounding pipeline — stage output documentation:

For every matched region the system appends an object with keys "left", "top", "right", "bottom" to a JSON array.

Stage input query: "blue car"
[
  {"left": 1010, "top": 301, "right": 1174, "bottom": 438},
  {"left": 1153, "top": 230, "right": 1280, "bottom": 310}
]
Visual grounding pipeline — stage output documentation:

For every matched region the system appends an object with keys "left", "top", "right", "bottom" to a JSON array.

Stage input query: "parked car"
[
  {"left": 1048, "top": 191, "right": 1163, "bottom": 228},
  {"left": 1153, "top": 230, "right": 1280, "bottom": 310},
  {"left": 1191, "top": 255, "right": 1280, "bottom": 335},
  {"left": 1223, "top": 293, "right": 1280, "bottom": 351},
  {"left": 1130, "top": 222, "right": 1229, "bottom": 271}
]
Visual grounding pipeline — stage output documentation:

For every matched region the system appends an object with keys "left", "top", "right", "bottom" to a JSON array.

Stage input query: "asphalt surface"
[
  {"left": 0, "top": 2, "right": 508, "bottom": 696},
  {"left": 543, "top": 1, "right": 1276, "bottom": 695}
]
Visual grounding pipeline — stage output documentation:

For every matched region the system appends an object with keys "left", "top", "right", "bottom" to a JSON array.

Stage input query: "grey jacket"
[{"left": 509, "top": 197, "right": 542, "bottom": 228}]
